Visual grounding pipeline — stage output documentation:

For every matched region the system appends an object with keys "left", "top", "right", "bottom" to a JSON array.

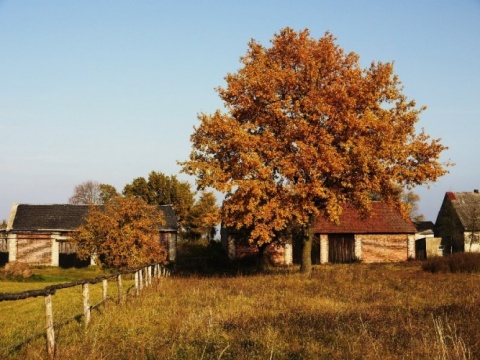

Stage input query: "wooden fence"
[{"left": 0, "top": 263, "right": 170, "bottom": 359}]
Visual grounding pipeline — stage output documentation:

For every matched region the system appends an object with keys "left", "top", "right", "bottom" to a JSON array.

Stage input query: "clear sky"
[{"left": 1, "top": 1, "right": 479, "bottom": 222}]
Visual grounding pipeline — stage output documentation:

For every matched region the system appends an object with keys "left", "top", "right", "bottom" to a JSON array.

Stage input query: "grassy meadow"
[{"left": 1, "top": 262, "right": 480, "bottom": 359}]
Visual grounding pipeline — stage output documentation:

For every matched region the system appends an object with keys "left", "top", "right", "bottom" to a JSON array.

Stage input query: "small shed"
[{"left": 415, "top": 237, "right": 443, "bottom": 260}]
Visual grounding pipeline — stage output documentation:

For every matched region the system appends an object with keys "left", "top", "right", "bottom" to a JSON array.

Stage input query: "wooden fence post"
[
  {"left": 45, "top": 294, "right": 55, "bottom": 359},
  {"left": 139, "top": 268, "right": 144, "bottom": 291},
  {"left": 134, "top": 271, "right": 139, "bottom": 296},
  {"left": 82, "top": 283, "right": 90, "bottom": 327},
  {"left": 117, "top": 274, "right": 124, "bottom": 304},
  {"left": 146, "top": 266, "right": 150, "bottom": 286},
  {"left": 102, "top": 279, "right": 108, "bottom": 303}
]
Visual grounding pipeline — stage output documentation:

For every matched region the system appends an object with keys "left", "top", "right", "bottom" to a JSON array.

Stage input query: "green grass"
[
  {"left": 2, "top": 262, "right": 480, "bottom": 359},
  {"left": 0, "top": 266, "right": 134, "bottom": 357}
]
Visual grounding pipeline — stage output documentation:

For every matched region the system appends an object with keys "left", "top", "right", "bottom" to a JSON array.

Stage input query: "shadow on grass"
[{"left": 174, "top": 240, "right": 284, "bottom": 277}]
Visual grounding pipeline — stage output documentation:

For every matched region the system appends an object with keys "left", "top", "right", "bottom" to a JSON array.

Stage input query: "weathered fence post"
[
  {"left": 146, "top": 266, "right": 150, "bottom": 286},
  {"left": 45, "top": 294, "right": 55, "bottom": 359},
  {"left": 117, "top": 274, "right": 124, "bottom": 304},
  {"left": 102, "top": 279, "right": 108, "bottom": 303},
  {"left": 82, "top": 283, "right": 90, "bottom": 327},
  {"left": 134, "top": 271, "right": 139, "bottom": 296},
  {"left": 139, "top": 268, "right": 144, "bottom": 291}
]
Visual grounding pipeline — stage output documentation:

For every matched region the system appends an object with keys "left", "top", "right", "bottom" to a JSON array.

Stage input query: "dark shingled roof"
[
  {"left": 314, "top": 202, "right": 416, "bottom": 234},
  {"left": 11, "top": 204, "right": 178, "bottom": 232},
  {"left": 12, "top": 204, "right": 90, "bottom": 230},
  {"left": 414, "top": 221, "right": 435, "bottom": 233}
]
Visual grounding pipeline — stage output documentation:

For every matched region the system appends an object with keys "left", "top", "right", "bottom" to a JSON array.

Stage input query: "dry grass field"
[{"left": 1, "top": 261, "right": 479, "bottom": 359}]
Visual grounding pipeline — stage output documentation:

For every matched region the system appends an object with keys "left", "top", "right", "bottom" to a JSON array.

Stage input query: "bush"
[
  {"left": 422, "top": 252, "right": 480, "bottom": 273},
  {"left": 2, "top": 261, "right": 33, "bottom": 279}
]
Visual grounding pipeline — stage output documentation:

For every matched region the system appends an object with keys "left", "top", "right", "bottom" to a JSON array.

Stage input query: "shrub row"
[{"left": 422, "top": 252, "right": 480, "bottom": 273}]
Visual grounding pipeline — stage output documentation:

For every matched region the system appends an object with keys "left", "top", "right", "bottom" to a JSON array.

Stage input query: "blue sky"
[{"left": 1, "top": 1, "right": 479, "bottom": 221}]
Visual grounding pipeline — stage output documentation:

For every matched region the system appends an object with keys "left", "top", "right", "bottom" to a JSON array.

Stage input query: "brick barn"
[
  {"left": 0, "top": 203, "right": 178, "bottom": 267},
  {"left": 222, "top": 202, "right": 417, "bottom": 265},
  {"left": 311, "top": 202, "right": 416, "bottom": 264}
]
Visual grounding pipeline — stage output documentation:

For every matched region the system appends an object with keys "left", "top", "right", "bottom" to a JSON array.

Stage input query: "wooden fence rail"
[{"left": 0, "top": 263, "right": 170, "bottom": 359}]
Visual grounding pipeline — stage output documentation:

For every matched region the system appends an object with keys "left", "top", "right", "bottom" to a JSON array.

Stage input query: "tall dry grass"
[{"left": 4, "top": 262, "right": 480, "bottom": 359}]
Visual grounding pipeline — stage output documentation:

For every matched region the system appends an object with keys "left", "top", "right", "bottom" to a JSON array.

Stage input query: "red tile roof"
[{"left": 314, "top": 202, "right": 416, "bottom": 234}]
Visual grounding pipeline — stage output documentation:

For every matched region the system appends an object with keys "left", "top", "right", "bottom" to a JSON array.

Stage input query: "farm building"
[
  {"left": 434, "top": 191, "right": 480, "bottom": 254},
  {"left": 0, "top": 203, "right": 178, "bottom": 267},
  {"left": 222, "top": 202, "right": 417, "bottom": 264},
  {"left": 413, "top": 221, "right": 443, "bottom": 260}
]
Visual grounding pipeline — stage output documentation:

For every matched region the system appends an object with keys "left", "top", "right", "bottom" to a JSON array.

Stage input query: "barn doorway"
[
  {"left": 0, "top": 252, "right": 7, "bottom": 266},
  {"left": 328, "top": 234, "right": 355, "bottom": 263}
]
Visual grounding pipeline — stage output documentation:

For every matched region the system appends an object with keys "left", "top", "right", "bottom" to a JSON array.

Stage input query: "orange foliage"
[
  {"left": 72, "top": 197, "right": 167, "bottom": 269},
  {"left": 181, "top": 28, "right": 449, "bottom": 246}
]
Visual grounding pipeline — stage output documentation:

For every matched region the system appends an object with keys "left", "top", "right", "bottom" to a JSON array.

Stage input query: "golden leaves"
[
  {"left": 72, "top": 197, "right": 167, "bottom": 269},
  {"left": 181, "top": 27, "right": 450, "bottom": 245}
]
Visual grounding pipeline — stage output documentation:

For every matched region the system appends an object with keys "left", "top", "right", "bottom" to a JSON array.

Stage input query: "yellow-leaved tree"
[
  {"left": 72, "top": 196, "right": 167, "bottom": 269},
  {"left": 181, "top": 28, "right": 450, "bottom": 274}
]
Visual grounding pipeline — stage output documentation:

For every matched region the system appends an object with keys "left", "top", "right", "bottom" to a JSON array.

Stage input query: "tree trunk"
[
  {"left": 257, "top": 243, "right": 270, "bottom": 272},
  {"left": 300, "top": 220, "right": 314, "bottom": 275}
]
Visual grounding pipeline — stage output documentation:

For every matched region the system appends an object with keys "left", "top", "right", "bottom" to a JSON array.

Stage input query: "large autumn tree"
[
  {"left": 181, "top": 28, "right": 449, "bottom": 274},
  {"left": 72, "top": 196, "right": 167, "bottom": 269}
]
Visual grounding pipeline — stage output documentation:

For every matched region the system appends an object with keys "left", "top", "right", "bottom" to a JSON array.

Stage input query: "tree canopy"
[
  {"left": 123, "top": 171, "right": 195, "bottom": 229},
  {"left": 69, "top": 181, "right": 119, "bottom": 205},
  {"left": 400, "top": 189, "right": 425, "bottom": 223},
  {"left": 72, "top": 196, "right": 167, "bottom": 269},
  {"left": 181, "top": 28, "right": 449, "bottom": 272}
]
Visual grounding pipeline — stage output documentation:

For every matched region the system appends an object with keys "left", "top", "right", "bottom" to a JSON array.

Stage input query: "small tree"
[
  {"left": 181, "top": 28, "right": 449, "bottom": 274},
  {"left": 99, "top": 184, "right": 119, "bottom": 204},
  {"left": 186, "top": 191, "right": 220, "bottom": 241},
  {"left": 69, "top": 181, "right": 118, "bottom": 205},
  {"left": 399, "top": 189, "right": 425, "bottom": 223},
  {"left": 72, "top": 197, "right": 167, "bottom": 269}
]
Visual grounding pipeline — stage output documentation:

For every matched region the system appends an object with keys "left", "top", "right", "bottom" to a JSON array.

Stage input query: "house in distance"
[{"left": 434, "top": 191, "right": 480, "bottom": 254}]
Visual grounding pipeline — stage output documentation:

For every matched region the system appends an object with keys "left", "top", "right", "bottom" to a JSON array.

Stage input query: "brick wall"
[
  {"left": 357, "top": 234, "right": 409, "bottom": 263},
  {"left": 16, "top": 233, "right": 52, "bottom": 265}
]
